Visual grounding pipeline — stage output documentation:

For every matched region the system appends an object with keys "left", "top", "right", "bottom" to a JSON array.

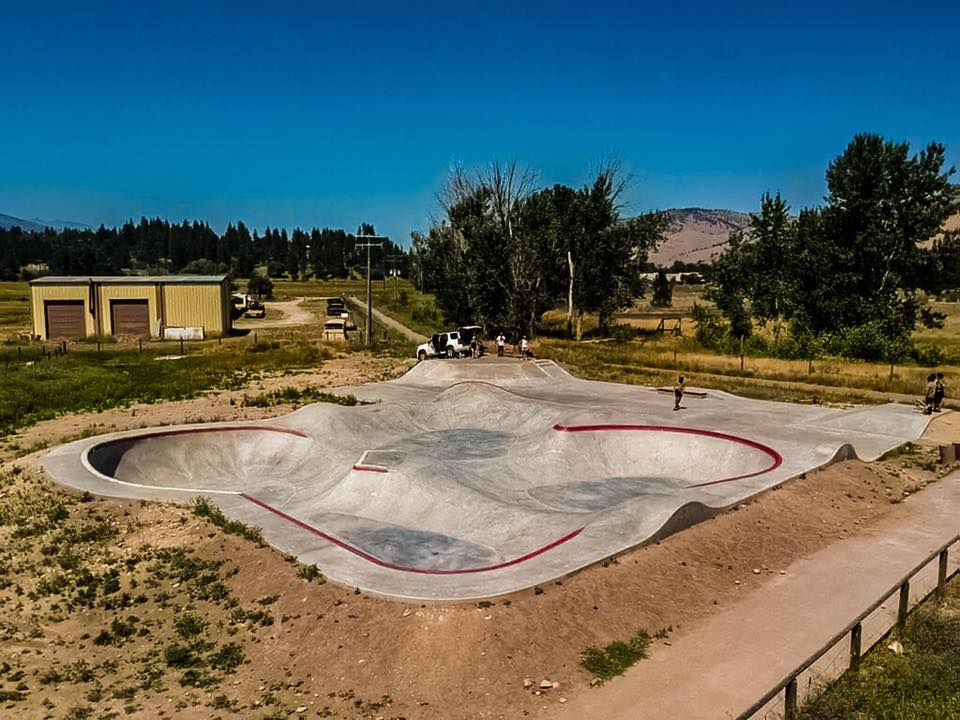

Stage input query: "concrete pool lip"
[
  {"left": 551, "top": 423, "right": 783, "bottom": 488},
  {"left": 42, "top": 358, "right": 935, "bottom": 602}
]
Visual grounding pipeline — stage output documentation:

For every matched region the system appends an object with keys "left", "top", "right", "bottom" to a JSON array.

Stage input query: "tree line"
[
  {"left": 410, "top": 160, "right": 668, "bottom": 339},
  {"left": 0, "top": 218, "right": 410, "bottom": 281},
  {"left": 707, "top": 133, "right": 960, "bottom": 361}
]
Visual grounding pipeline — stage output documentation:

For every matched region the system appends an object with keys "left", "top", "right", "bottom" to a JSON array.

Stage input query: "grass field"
[
  {"left": 0, "top": 281, "right": 31, "bottom": 341},
  {"left": 799, "top": 574, "right": 960, "bottom": 719},
  {"left": 0, "top": 336, "right": 330, "bottom": 438},
  {"left": 539, "top": 335, "right": 958, "bottom": 405}
]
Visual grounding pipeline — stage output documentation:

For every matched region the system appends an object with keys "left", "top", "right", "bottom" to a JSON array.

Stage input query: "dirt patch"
[
  {"left": 0, "top": 395, "right": 954, "bottom": 718},
  {"left": 233, "top": 298, "right": 320, "bottom": 331}
]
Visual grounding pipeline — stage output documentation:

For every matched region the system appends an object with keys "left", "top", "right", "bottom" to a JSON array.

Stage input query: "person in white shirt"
[
  {"left": 519, "top": 336, "right": 529, "bottom": 360},
  {"left": 496, "top": 333, "right": 506, "bottom": 357}
]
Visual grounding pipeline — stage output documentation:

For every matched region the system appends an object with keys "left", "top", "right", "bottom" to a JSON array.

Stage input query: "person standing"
[
  {"left": 924, "top": 373, "right": 937, "bottom": 415},
  {"left": 519, "top": 336, "right": 529, "bottom": 361},
  {"left": 496, "top": 332, "right": 505, "bottom": 358},
  {"left": 673, "top": 375, "right": 686, "bottom": 411},
  {"left": 934, "top": 372, "right": 946, "bottom": 412}
]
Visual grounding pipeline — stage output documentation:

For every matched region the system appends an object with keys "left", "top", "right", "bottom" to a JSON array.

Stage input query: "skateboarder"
[
  {"left": 934, "top": 372, "right": 946, "bottom": 412},
  {"left": 673, "top": 375, "right": 686, "bottom": 411},
  {"left": 496, "top": 333, "right": 506, "bottom": 357},
  {"left": 923, "top": 373, "right": 937, "bottom": 415}
]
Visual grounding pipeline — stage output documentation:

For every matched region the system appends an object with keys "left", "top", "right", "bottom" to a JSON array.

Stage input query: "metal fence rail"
[{"left": 737, "top": 534, "right": 960, "bottom": 720}]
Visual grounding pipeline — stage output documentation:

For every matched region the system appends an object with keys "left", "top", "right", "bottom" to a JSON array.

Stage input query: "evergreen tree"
[{"left": 651, "top": 270, "right": 673, "bottom": 307}]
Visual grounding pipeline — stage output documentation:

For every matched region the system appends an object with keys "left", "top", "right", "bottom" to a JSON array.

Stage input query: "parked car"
[
  {"left": 244, "top": 300, "right": 265, "bottom": 319},
  {"left": 416, "top": 326, "right": 483, "bottom": 360}
]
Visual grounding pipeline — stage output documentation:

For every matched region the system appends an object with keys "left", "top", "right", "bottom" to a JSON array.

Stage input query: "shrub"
[{"left": 174, "top": 613, "right": 205, "bottom": 639}]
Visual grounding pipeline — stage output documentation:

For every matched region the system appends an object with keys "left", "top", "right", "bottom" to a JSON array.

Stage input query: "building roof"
[{"left": 30, "top": 275, "right": 228, "bottom": 286}]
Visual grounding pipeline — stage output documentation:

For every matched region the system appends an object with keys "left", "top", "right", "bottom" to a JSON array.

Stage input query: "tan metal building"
[{"left": 30, "top": 275, "right": 232, "bottom": 340}]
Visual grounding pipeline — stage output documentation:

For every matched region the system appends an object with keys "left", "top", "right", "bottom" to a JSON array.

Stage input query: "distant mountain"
[
  {"left": 0, "top": 213, "right": 92, "bottom": 232},
  {"left": 648, "top": 208, "right": 752, "bottom": 266}
]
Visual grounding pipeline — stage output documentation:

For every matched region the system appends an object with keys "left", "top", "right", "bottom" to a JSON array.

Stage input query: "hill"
[
  {"left": 651, "top": 210, "right": 960, "bottom": 266},
  {"left": 0, "top": 213, "right": 92, "bottom": 232},
  {"left": 649, "top": 208, "right": 751, "bottom": 267}
]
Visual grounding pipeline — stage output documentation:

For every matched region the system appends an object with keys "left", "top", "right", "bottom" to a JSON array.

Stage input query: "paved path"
[
  {"left": 345, "top": 295, "right": 427, "bottom": 343},
  {"left": 553, "top": 471, "right": 960, "bottom": 720}
]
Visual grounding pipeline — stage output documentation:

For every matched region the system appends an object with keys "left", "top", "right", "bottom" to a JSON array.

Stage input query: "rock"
[
  {"left": 552, "top": 681, "right": 560, "bottom": 689},
  {"left": 523, "top": 678, "right": 533, "bottom": 689},
  {"left": 540, "top": 680, "right": 553, "bottom": 689},
  {"left": 752, "top": 568, "right": 761, "bottom": 574},
  {"left": 888, "top": 640, "right": 904, "bottom": 655},
  {"left": 559, "top": 697, "right": 567, "bottom": 703},
  {"left": 296, "top": 706, "right": 308, "bottom": 713},
  {"left": 402, "top": 609, "right": 412, "bottom": 617}
]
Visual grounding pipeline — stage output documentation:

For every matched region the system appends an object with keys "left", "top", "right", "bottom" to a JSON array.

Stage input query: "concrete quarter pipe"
[{"left": 44, "top": 358, "right": 932, "bottom": 601}]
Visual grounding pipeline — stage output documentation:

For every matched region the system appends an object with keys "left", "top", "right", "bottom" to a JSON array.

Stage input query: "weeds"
[
  {"left": 241, "top": 386, "right": 369, "bottom": 408},
  {"left": 191, "top": 497, "right": 264, "bottom": 545},
  {"left": 296, "top": 564, "right": 324, "bottom": 583},
  {"left": 581, "top": 629, "right": 652, "bottom": 683}
]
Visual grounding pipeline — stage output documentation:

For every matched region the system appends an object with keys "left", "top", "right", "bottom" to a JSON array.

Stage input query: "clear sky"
[{"left": 2, "top": 0, "right": 958, "bottom": 244}]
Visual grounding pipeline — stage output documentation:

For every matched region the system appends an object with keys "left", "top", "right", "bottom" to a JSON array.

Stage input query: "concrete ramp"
[{"left": 43, "top": 357, "right": 934, "bottom": 601}]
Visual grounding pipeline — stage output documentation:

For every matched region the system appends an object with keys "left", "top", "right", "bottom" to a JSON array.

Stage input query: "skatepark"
[{"left": 43, "top": 357, "right": 933, "bottom": 602}]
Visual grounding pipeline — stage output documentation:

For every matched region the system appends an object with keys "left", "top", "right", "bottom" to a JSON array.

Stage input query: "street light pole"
[{"left": 355, "top": 233, "right": 386, "bottom": 346}]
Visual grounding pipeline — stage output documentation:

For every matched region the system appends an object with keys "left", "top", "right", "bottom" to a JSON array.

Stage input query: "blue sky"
[{"left": 2, "top": 0, "right": 958, "bottom": 244}]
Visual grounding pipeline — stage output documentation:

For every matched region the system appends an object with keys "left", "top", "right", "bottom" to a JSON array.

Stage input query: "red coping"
[
  {"left": 239, "top": 493, "right": 583, "bottom": 575},
  {"left": 552, "top": 423, "right": 782, "bottom": 487},
  {"left": 352, "top": 465, "right": 389, "bottom": 473}
]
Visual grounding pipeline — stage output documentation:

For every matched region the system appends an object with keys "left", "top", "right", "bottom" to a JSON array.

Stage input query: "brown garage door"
[
  {"left": 45, "top": 300, "right": 85, "bottom": 339},
  {"left": 110, "top": 300, "right": 149, "bottom": 336}
]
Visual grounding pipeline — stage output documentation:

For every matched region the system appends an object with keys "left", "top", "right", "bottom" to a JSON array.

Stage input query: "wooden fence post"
[
  {"left": 784, "top": 677, "right": 798, "bottom": 720},
  {"left": 938, "top": 549, "right": 949, "bottom": 599},
  {"left": 849, "top": 622, "right": 862, "bottom": 672},
  {"left": 897, "top": 582, "right": 910, "bottom": 636}
]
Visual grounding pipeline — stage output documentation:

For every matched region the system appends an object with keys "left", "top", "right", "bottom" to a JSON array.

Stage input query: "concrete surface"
[
  {"left": 43, "top": 357, "right": 933, "bottom": 601},
  {"left": 552, "top": 472, "right": 960, "bottom": 720}
]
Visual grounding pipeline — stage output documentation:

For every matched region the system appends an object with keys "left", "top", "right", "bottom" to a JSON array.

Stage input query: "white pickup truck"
[{"left": 416, "top": 326, "right": 483, "bottom": 360}]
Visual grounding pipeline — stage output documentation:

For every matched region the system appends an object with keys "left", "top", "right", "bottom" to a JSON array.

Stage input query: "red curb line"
[
  {"left": 239, "top": 492, "right": 583, "bottom": 575},
  {"left": 552, "top": 423, "right": 782, "bottom": 488}
]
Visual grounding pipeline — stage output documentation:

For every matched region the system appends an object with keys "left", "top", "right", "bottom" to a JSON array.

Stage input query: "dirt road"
[{"left": 233, "top": 297, "right": 317, "bottom": 330}]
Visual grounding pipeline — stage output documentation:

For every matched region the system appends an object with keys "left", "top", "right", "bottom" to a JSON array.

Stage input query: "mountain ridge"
[{"left": 0, "top": 213, "right": 92, "bottom": 232}]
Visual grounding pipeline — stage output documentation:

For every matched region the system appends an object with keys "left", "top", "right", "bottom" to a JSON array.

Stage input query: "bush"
[
  {"left": 912, "top": 344, "right": 946, "bottom": 367},
  {"left": 610, "top": 323, "right": 637, "bottom": 344},
  {"left": 163, "top": 642, "right": 198, "bottom": 668},
  {"left": 820, "top": 321, "right": 911, "bottom": 362},
  {"left": 410, "top": 298, "right": 443, "bottom": 326}
]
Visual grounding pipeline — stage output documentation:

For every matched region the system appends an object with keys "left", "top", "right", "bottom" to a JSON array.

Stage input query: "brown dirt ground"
[{"left": 0, "top": 359, "right": 957, "bottom": 720}]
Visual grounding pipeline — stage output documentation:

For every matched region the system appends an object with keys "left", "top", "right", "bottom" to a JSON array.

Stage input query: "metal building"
[{"left": 30, "top": 275, "right": 232, "bottom": 340}]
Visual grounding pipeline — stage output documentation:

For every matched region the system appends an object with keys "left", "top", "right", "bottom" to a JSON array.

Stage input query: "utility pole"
[
  {"left": 385, "top": 253, "right": 404, "bottom": 311},
  {"left": 355, "top": 233, "right": 386, "bottom": 346}
]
